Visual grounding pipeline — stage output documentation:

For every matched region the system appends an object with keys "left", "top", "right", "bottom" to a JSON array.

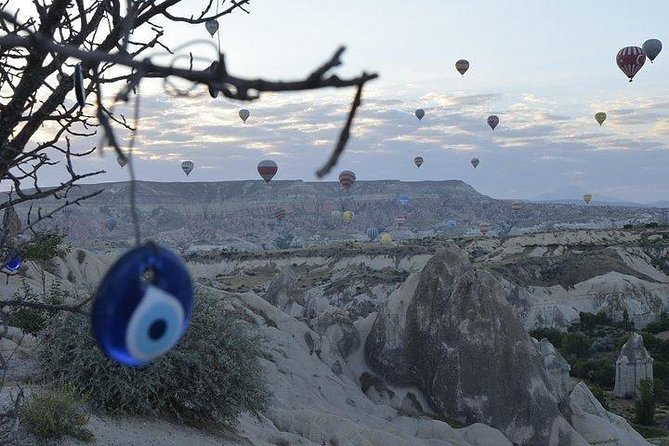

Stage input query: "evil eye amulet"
[{"left": 92, "top": 244, "right": 193, "bottom": 367}]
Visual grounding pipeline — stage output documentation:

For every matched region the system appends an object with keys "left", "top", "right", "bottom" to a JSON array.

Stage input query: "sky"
[{"left": 31, "top": 1, "right": 669, "bottom": 202}]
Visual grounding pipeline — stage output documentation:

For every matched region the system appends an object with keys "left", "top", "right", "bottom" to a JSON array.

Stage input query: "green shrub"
[
  {"left": 9, "top": 282, "right": 49, "bottom": 335},
  {"left": 22, "top": 384, "right": 93, "bottom": 442},
  {"left": 571, "top": 359, "right": 615, "bottom": 389},
  {"left": 635, "top": 379, "right": 656, "bottom": 426},
  {"left": 590, "top": 386, "right": 609, "bottom": 411},
  {"left": 529, "top": 327, "right": 565, "bottom": 348},
  {"left": 76, "top": 249, "right": 86, "bottom": 265},
  {"left": 645, "top": 312, "right": 669, "bottom": 335},
  {"left": 579, "top": 311, "right": 610, "bottom": 330},
  {"left": 561, "top": 332, "right": 591, "bottom": 358},
  {"left": 38, "top": 293, "right": 270, "bottom": 427}
]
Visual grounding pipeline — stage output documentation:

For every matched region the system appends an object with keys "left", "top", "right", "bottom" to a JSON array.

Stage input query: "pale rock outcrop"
[
  {"left": 365, "top": 246, "right": 588, "bottom": 446},
  {"left": 614, "top": 333, "right": 654, "bottom": 398},
  {"left": 263, "top": 265, "right": 301, "bottom": 312},
  {"left": 570, "top": 382, "right": 654, "bottom": 446},
  {"left": 534, "top": 337, "right": 571, "bottom": 401}
]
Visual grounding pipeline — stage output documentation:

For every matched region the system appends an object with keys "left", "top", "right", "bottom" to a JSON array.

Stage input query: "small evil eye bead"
[
  {"left": 91, "top": 244, "right": 193, "bottom": 367},
  {"left": 2, "top": 252, "right": 23, "bottom": 274}
]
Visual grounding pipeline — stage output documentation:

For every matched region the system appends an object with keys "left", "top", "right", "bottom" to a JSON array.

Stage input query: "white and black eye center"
[{"left": 125, "top": 284, "right": 185, "bottom": 363}]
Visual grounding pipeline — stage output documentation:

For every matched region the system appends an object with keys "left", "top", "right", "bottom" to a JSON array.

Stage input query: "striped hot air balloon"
[
  {"left": 367, "top": 227, "right": 379, "bottom": 241},
  {"left": 455, "top": 59, "right": 470, "bottom": 76},
  {"left": 487, "top": 115, "right": 499, "bottom": 131},
  {"left": 257, "top": 160, "right": 278, "bottom": 184},
  {"left": 398, "top": 194, "right": 410, "bottom": 206},
  {"left": 181, "top": 160, "right": 194, "bottom": 176},
  {"left": 479, "top": 222, "right": 491, "bottom": 236},
  {"left": 512, "top": 201, "right": 522, "bottom": 212},
  {"left": 395, "top": 214, "right": 407, "bottom": 225},
  {"left": 616, "top": 46, "right": 646, "bottom": 82},
  {"left": 338, "top": 170, "right": 356, "bottom": 191},
  {"left": 414, "top": 156, "right": 424, "bottom": 168},
  {"left": 274, "top": 207, "right": 286, "bottom": 222}
]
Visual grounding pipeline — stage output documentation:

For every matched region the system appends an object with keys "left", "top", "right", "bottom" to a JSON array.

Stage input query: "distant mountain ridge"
[{"left": 530, "top": 185, "right": 669, "bottom": 208}]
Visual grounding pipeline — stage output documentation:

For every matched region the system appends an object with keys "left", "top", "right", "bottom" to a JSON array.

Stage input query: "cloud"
[{"left": 25, "top": 87, "right": 669, "bottom": 203}]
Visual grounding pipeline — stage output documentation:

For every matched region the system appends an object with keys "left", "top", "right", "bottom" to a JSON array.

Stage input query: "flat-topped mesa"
[{"left": 614, "top": 333, "right": 654, "bottom": 398}]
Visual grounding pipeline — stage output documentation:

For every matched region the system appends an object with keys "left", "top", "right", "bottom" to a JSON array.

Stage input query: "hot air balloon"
[
  {"left": 380, "top": 233, "right": 392, "bottom": 245},
  {"left": 583, "top": 194, "right": 592, "bottom": 204},
  {"left": 2, "top": 252, "right": 23, "bottom": 274},
  {"left": 446, "top": 219, "right": 457, "bottom": 230},
  {"left": 415, "top": 109, "right": 425, "bottom": 121},
  {"left": 479, "top": 222, "right": 490, "bottom": 236},
  {"left": 343, "top": 211, "right": 354, "bottom": 223},
  {"left": 511, "top": 201, "right": 522, "bottom": 212},
  {"left": 398, "top": 194, "right": 410, "bottom": 206},
  {"left": 117, "top": 155, "right": 127, "bottom": 168},
  {"left": 487, "top": 115, "right": 499, "bottom": 131},
  {"left": 290, "top": 238, "right": 303, "bottom": 249},
  {"left": 395, "top": 214, "right": 407, "bottom": 225},
  {"left": 367, "top": 227, "right": 379, "bottom": 241},
  {"left": 471, "top": 158, "right": 480, "bottom": 169},
  {"left": 338, "top": 170, "right": 356, "bottom": 191},
  {"left": 414, "top": 156, "right": 424, "bottom": 168},
  {"left": 181, "top": 160, "right": 194, "bottom": 176},
  {"left": 62, "top": 207, "right": 73, "bottom": 217},
  {"left": 455, "top": 59, "right": 470, "bottom": 76},
  {"left": 595, "top": 112, "right": 607, "bottom": 126},
  {"left": 105, "top": 217, "right": 117, "bottom": 232},
  {"left": 239, "top": 109, "right": 250, "bottom": 123},
  {"left": 642, "top": 39, "right": 662, "bottom": 63},
  {"left": 257, "top": 160, "right": 278, "bottom": 184},
  {"left": 205, "top": 19, "right": 219, "bottom": 37},
  {"left": 616, "top": 46, "right": 646, "bottom": 82},
  {"left": 274, "top": 207, "right": 286, "bottom": 222},
  {"left": 329, "top": 210, "right": 342, "bottom": 224},
  {"left": 74, "top": 64, "right": 86, "bottom": 108}
]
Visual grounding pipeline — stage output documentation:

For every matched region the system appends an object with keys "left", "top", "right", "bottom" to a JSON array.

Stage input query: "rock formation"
[
  {"left": 534, "top": 337, "right": 571, "bottom": 401},
  {"left": 365, "top": 245, "right": 588, "bottom": 446},
  {"left": 614, "top": 333, "right": 654, "bottom": 398}
]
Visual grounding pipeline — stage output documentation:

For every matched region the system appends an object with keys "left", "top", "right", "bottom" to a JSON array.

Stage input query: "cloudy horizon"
[{"left": 24, "top": 0, "right": 669, "bottom": 203}]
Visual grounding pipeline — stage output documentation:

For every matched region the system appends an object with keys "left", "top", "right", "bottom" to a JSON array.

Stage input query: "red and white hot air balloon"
[
  {"left": 616, "top": 46, "right": 646, "bottom": 82},
  {"left": 338, "top": 170, "right": 356, "bottom": 191},
  {"left": 257, "top": 160, "right": 278, "bottom": 184},
  {"left": 511, "top": 201, "right": 522, "bottom": 212},
  {"left": 414, "top": 156, "right": 424, "bottom": 168},
  {"left": 479, "top": 222, "right": 490, "bottom": 236}
]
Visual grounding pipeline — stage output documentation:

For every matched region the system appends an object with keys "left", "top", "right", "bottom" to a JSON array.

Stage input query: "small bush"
[
  {"left": 635, "top": 379, "right": 656, "bottom": 426},
  {"left": 529, "top": 327, "right": 565, "bottom": 348},
  {"left": 22, "top": 384, "right": 93, "bottom": 442},
  {"left": 590, "top": 386, "right": 609, "bottom": 411},
  {"left": 38, "top": 293, "right": 270, "bottom": 427},
  {"left": 561, "top": 332, "right": 591, "bottom": 358},
  {"left": 9, "top": 282, "right": 49, "bottom": 335}
]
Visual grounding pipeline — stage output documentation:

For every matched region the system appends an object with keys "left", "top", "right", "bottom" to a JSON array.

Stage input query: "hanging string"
[
  {"left": 216, "top": 0, "right": 221, "bottom": 54},
  {"left": 127, "top": 85, "right": 142, "bottom": 247}
]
